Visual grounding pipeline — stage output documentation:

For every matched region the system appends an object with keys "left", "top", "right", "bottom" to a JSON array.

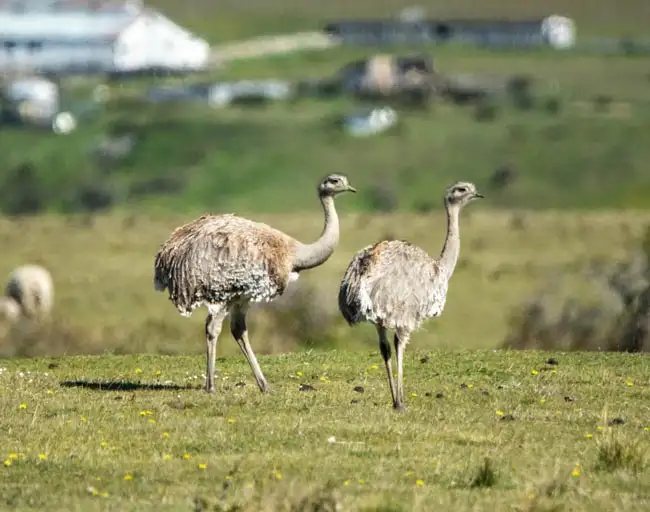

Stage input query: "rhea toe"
[
  {"left": 154, "top": 174, "right": 356, "bottom": 393},
  {"left": 339, "top": 181, "right": 484, "bottom": 411}
]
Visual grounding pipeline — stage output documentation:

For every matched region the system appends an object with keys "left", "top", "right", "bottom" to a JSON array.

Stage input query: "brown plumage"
[
  {"left": 339, "top": 181, "right": 483, "bottom": 411},
  {"left": 154, "top": 174, "right": 356, "bottom": 394},
  {"left": 154, "top": 214, "right": 297, "bottom": 317}
]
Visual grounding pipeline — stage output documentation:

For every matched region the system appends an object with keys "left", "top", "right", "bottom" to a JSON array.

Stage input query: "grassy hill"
[
  {"left": 1, "top": 350, "right": 649, "bottom": 511},
  {"left": 3, "top": 45, "right": 650, "bottom": 215},
  {"left": 1, "top": 2, "right": 650, "bottom": 215}
]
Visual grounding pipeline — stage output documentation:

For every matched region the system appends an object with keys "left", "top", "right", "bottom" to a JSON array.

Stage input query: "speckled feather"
[
  {"left": 154, "top": 214, "right": 298, "bottom": 317},
  {"left": 338, "top": 240, "right": 449, "bottom": 332}
]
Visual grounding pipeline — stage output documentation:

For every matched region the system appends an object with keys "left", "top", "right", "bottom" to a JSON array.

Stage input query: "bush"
[
  {"left": 502, "top": 233, "right": 650, "bottom": 352},
  {"left": 261, "top": 282, "right": 341, "bottom": 350}
]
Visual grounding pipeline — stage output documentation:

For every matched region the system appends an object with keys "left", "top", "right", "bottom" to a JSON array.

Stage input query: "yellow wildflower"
[
  {"left": 416, "top": 479, "right": 424, "bottom": 486},
  {"left": 135, "top": 368, "right": 143, "bottom": 374},
  {"left": 198, "top": 463, "right": 207, "bottom": 470},
  {"left": 124, "top": 473, "right": 133, "bottom": 481},
  {"left": 163, "top": 454, "right": 172, "bottom": 461},
  {"left": 274, "top": 472, "right": 282, "bottom": 480},
  {"left": 183, "top": 453, "right": 191, "bottom": 460},
  {"left": 571, "top": 468, "right": 581, "bottom": 477},
  {"left": 227, "top": 418, "right": 236, "bottom": 424},
  {"left": 496, "top": 410, "right": 504, "bottom": 416},
  {"left": 18, "top": 403, "right": 27, "bottom": 410},
  {"left": 162, "top": 432, "right": 169, "bottom": 438},
  {"left": 584, "top": 434, "right": 593, "bottom": 439},
  {"left": 38, "top": 453, "right": 47, "bottom": 460},
  {"left": 531, "top": 369, "right": 538, "bottom": 376},
  {"left": 8, "top": 453, "right": 18, "bottom": 460},
  {"left": 3, "top": 459, "right": 11, "bottom": 467}
]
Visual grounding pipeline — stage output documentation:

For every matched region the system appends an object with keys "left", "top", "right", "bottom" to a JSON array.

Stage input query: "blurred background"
[{"left": 0, "top": 0, "right": 649, "bottom": 358}]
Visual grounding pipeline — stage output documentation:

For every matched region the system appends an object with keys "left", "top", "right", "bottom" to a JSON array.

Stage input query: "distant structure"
[
  {"left": 153, "top": 174, "right": 357, "bottom": 395},
  {"left": 324, "top": 15, "right": 576, "bottom": 50},
  {"left": 0, "top": 0, "right": 210, "bottom": 75},
  {"left": 338, "top": 182, "right": 483, "bottom": 411}
]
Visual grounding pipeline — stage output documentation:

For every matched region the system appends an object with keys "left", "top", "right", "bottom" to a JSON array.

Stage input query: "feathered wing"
[
  {"left": 154, "top": 214, "right": 297, "bottom": 316},
  {"left": 339, "top": 240, "right": 446, "bottom": 332}
]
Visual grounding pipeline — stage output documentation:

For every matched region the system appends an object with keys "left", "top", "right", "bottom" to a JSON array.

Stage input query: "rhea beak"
[
  {"left": 473, "top": 193, "right": 485, "bottom": 199},
  {"left": 347, "top": 185, "right": 357, "bottom": 193}
]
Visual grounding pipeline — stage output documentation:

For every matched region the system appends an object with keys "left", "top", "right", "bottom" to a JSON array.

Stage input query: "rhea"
[
  {"left": 154, "top": 174, "right": 356, "bottom": 393},
  {"left": 338, "top": 182, "right": 483, "bottom": 411}
]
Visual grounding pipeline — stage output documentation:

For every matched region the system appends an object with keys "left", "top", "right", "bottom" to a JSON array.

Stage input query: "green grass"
[
  {"left": 1, "top": 350, "right": 649, "bottom": 510},
  {"left": 5, "top": 47, "right": 650, "bottom": 215}
]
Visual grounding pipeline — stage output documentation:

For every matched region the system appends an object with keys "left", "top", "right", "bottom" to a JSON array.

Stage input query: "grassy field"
[
  {"left": 4, "top": 48, "right": 650, "bottom": 215},
  {"left": 2, "top": 3, "right": 650, "bottom": 510},
  {"left": 147, "top": 0, "right": 649, "bottom": 41},
  {"left": 1, "top": 209, "right": 649, "bottom": 358},
  {"left": 1, "top": 350, "right": 649, "bottom": 510}
]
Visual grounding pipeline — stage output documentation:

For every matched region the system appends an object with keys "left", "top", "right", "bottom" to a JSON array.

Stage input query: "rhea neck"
[
  {"left": 292, "top": 192, "right": 339, "bottom": 271},
  {"left": 438, "top": 200, "right": 462, "bottom": 278}
]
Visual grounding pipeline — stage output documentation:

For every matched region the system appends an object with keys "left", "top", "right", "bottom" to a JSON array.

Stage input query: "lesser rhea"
[
  {"left": 338, "top": 182, "right": 483, "bottom": 411},
  {"left": 154, "top": 174, "right": 356, "bottom": 393}
]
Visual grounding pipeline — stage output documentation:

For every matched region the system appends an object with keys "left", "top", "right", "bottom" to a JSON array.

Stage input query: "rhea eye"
[{"left": 457, "top": 187, "right": 467, "bottom": 193}]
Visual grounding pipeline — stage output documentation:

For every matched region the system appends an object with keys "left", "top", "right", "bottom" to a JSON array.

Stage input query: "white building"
[{"left": 0, "top": 0, "right": 210, "bottom": 74}]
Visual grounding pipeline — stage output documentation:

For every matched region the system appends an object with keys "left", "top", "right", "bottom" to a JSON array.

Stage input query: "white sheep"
[{"left": 4, "top": 264, "right": 54, "bottom": 321}]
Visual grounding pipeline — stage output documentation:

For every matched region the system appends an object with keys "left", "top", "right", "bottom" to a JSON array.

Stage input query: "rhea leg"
[
  {"left": 205, "top": 309, "right": 226, "bottom": 393},
  {"left": 230, "top": 305, "right": 269, "bottom": 393},
  {"left": 394, "top": 329, "right": 410, "bottom": 410},
  {"left": 377, "top": 325, "right": 399, "bottom": 410}
]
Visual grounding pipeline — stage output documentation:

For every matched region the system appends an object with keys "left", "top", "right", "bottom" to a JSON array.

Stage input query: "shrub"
[{"left": 503, "top": 232, "right": 650, "bottom": 352}]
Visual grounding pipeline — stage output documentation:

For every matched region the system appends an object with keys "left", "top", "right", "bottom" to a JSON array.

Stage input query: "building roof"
[{"left": 0, "top": 0, "right": 145, "bottom": 40}]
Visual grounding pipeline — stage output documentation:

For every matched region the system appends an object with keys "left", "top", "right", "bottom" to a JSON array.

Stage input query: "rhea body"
[
  {"left": 338, "top": 182, "right": 483, "bottom": 410},
  {"left": 154, "top": 174, "right": 356, "bottom": 393}
]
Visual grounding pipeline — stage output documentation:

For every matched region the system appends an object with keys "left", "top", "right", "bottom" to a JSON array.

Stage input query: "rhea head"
[
  {"left": 318, "top": 173, "right": 357, "bottom": 197},
  {"left": 444, "top": 181, "right": 484, "bottom": 207}
]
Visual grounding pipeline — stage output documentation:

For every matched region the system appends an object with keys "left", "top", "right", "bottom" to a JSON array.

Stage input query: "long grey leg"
[
  {"left": 377, "top": 325, "right": 399, "bottom": 409},
  {"left": 205, "top": 309, "right": 226, "bottom": 393},
  {"left": 230, "top": 305, "right": 269, "bottom": 393},
  {"left": 394, "top": 329, "right": 410, "bottom": 411}
]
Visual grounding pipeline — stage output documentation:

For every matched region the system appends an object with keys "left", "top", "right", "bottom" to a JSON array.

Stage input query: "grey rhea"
[
  {"left": 154, "top": 174, "right": 356, "bottom": 394},
  {"left": 338, "top": 181, "right": 483, "bottom": 411}
]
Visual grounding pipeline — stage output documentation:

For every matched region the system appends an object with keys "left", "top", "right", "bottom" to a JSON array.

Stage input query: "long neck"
[
  {"left": 292, "top": 194, "right": 339, "bottom": 271},
  {"left": 439, "top": 202, "right": 461, "bottom": 277}
]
